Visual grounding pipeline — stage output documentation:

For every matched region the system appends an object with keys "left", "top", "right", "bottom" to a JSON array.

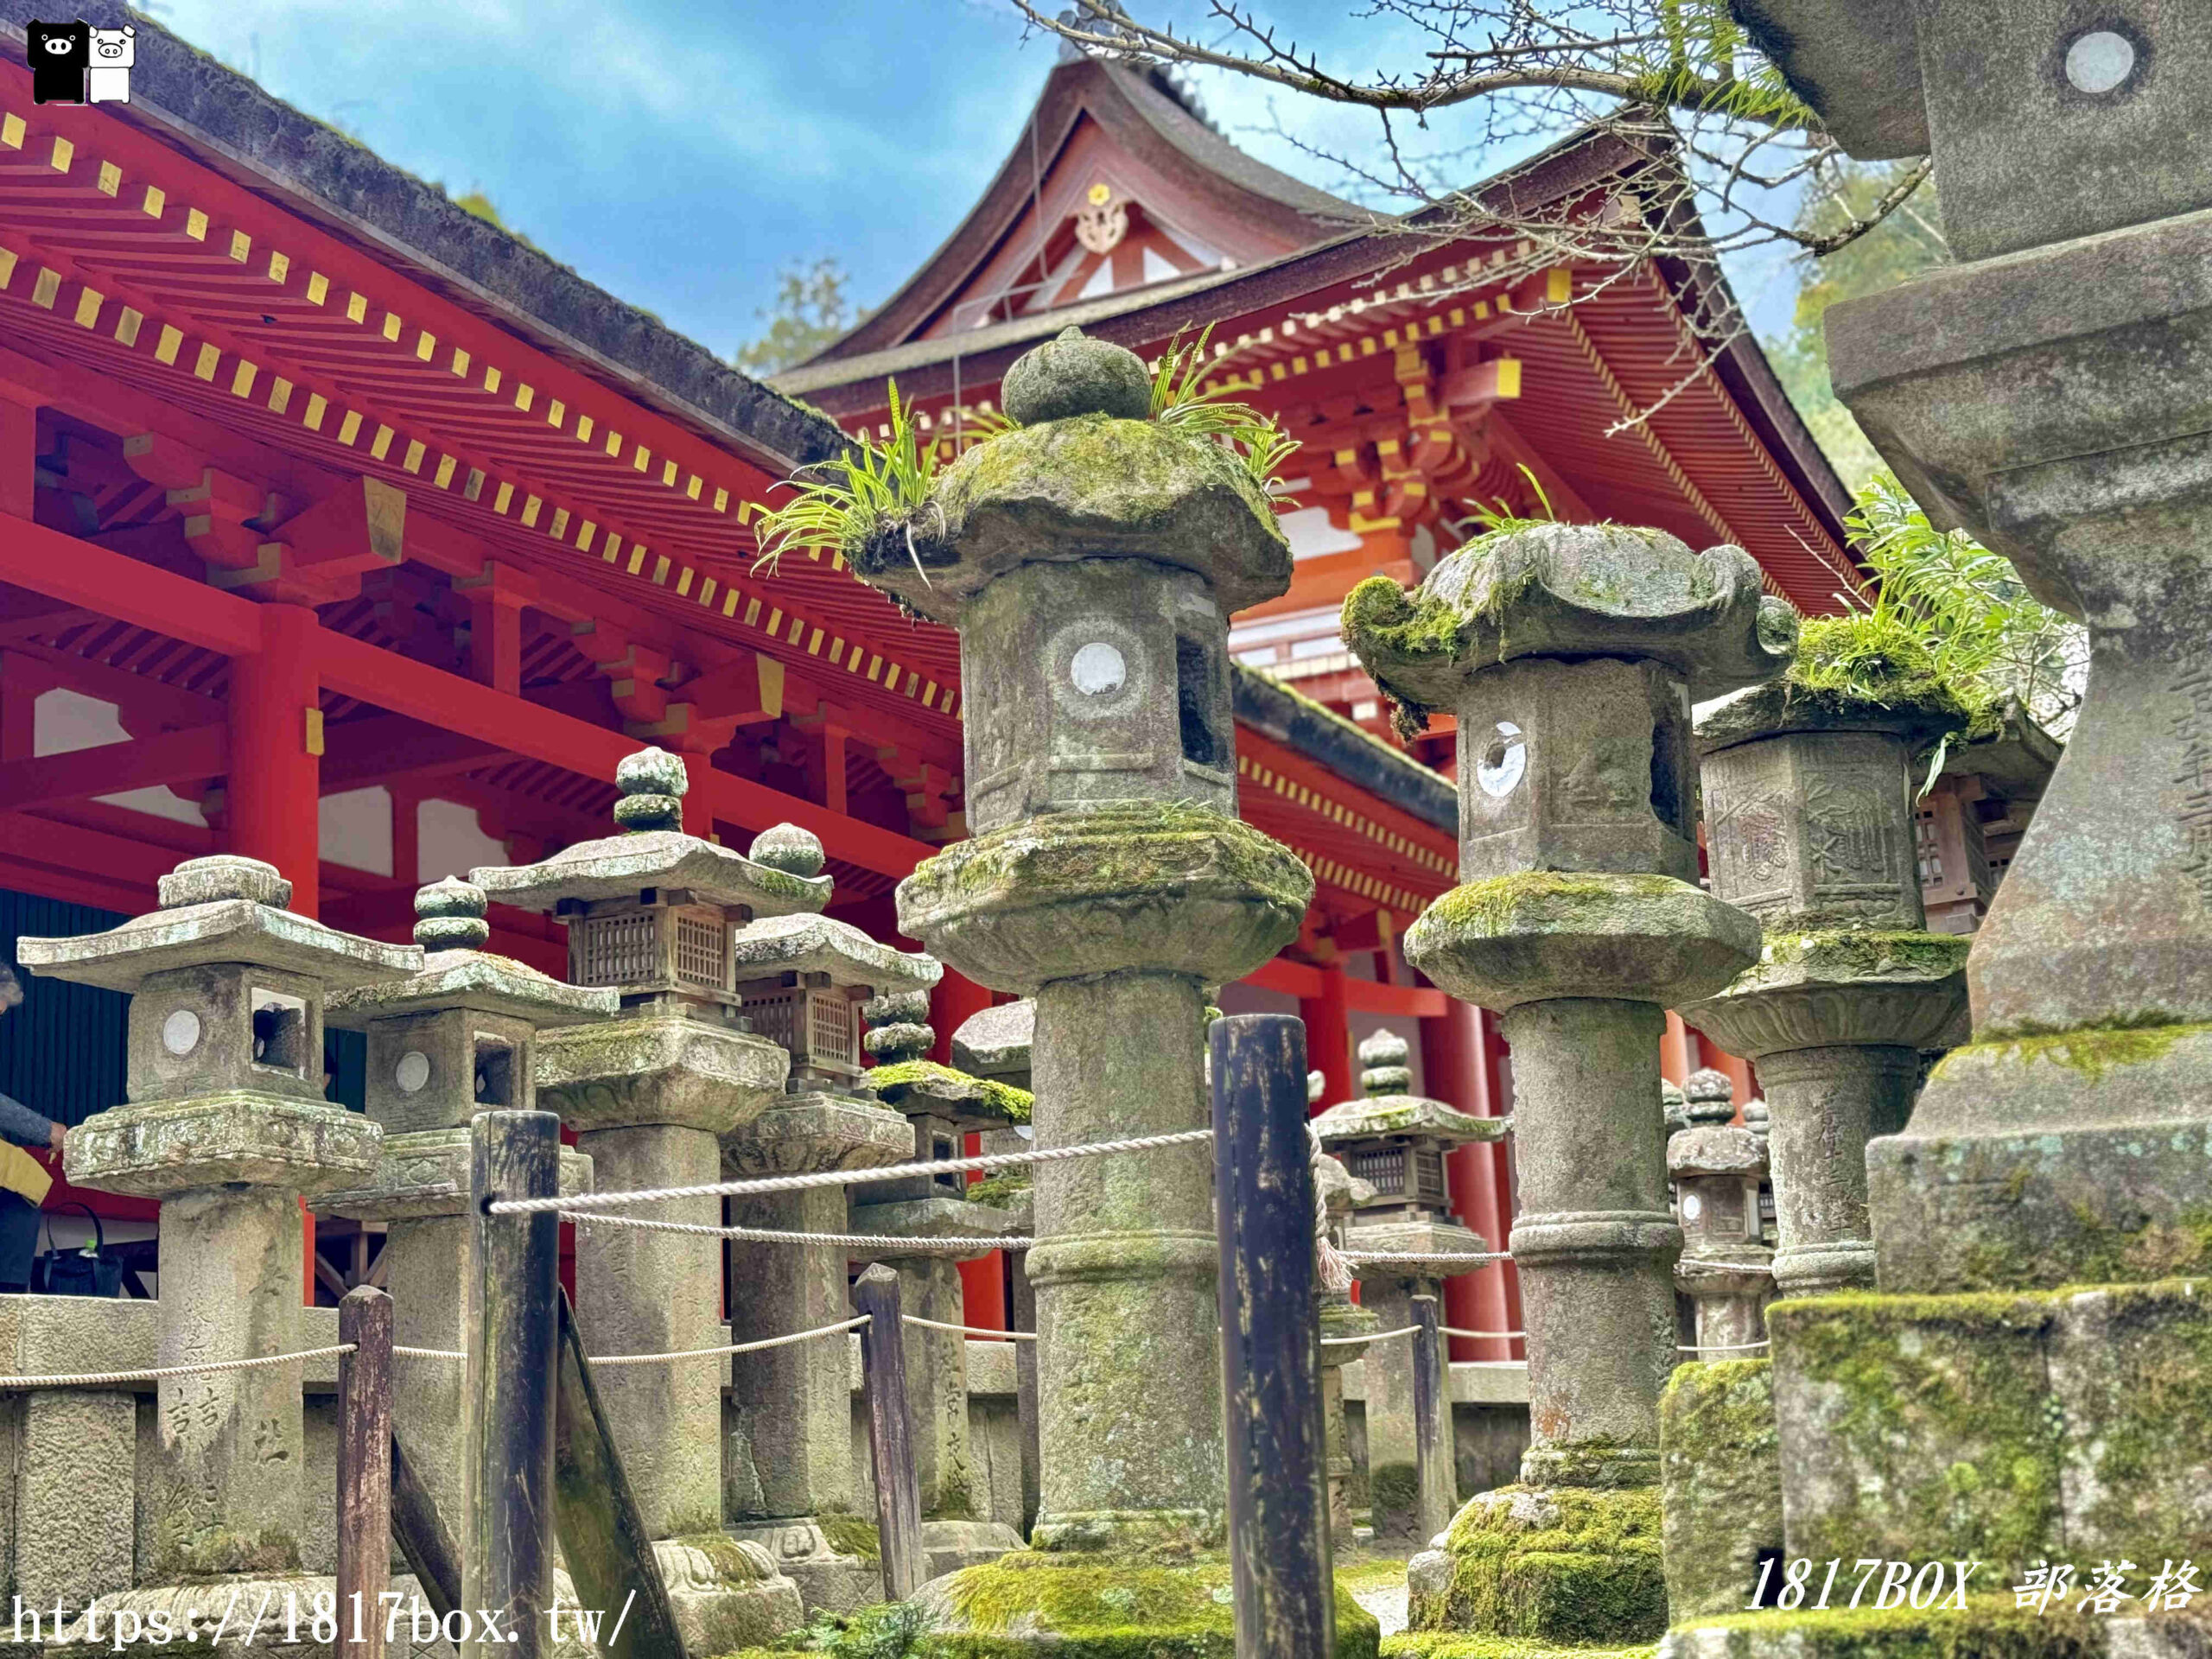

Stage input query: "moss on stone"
[
  {"left": 1668, "top": 1597, "right": 2103, "bottom": 1659},
  {"left": 817, "top": 1512, "right": 883, "bottom": 1561},
  {"left": 1939, "top": 1020, "right": 2205, "bottom": 1084},
  {"left": 159, "top": 1523, "right": 302, "bottom": 1581},
  {"left": 1418, "top": 874, "right": 1689, "bottom": 940},
  {"left": 963, "top": 1168, "right": 1034, "bottom": 1208},
  {"left": 1953, "top": 1206, "right": 2212, "bottom": 1292},
  {"left": 1659, "top": 1362, "right": 1782, "bottom": 1620},
  {"left": 1382, "top": 1637, "right": 1657, "bottom": 1659},
  {"left": 673, "top": 1530, "right": 777, "bottom": 1583},
  {"left": 1420, "top": 1486, "right": 1667, "bottom": 1645},
  {"left": 860, "top": 1060, "right": 1033, "bottom": 1125},
  {"left": 1784, "top": 614, "right": 1998, "bottom": 740},
  {"left": 1371, "top": 1462, "right": 1421, "bottom": 1530}
]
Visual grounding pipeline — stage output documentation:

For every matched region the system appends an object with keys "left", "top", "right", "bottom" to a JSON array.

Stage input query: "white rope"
[
  {"left": 903, "top": 1314, "right": 1037, "bottom": 1343},
  {"left": 1308, "top": 1122, "right": 1355, "bottom": 1295},
  {"left": 591, "top": 1315, "right": 873, "bottom": 1368},
  {"left": 495, "top": 1128, "right": 1215, "bottom": 1216},
  {"left": 1676, "top": 1338, "right": 1770, "bottom": 1352},
  {"left": 1321, "top": 1323, "right": 1421, "bottom": 1347},
  {"left": 569, "top": 1211, "right": 1036, "bottom": 1253},
  {"left": 395, "top": 1345, "right": 467, "bottom": 1361},
  {"left": 1441, "top": 1327, "right": 1526, "bottom": 1342},
  {"left": 0, "top": 1344, "right": 356, "bottom": 1389},
  {"left": 1342, "top": 1249, "right": 1512, "bottom": 1270}
]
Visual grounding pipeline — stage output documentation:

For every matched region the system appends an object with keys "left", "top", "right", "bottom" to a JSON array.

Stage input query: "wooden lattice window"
[
  {"left": 673, "top": 911, "right": 728, "bottom": 994},
  {"left": 1350, "top": 1145, "right": 1406, "bottom": 1197},
  {"left": 574, "top": 912, "right": 658, "bottom": 988},
  {"left": 1411, "top": 1147, "right": 1448, "bottom": 1207}
]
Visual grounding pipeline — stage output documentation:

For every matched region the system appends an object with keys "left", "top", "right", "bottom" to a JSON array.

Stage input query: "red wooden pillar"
[
  {"left": 1660, "top": 1010, "right": 1693, "bottom": 1088},
  {"left": 1422, "top": 999, "right": 1516, "bottom": 1362},
  {"left": 1299, "top": 962, "right": 1354, "bottom": 1113},
  {"left": 931, "top": 970, "right": 1005, "bottom": 1334},
  {"left": 229, "top": 602, "right": 323, "bottom": 918},
  {"left": 228, "top": 601, "right": 323, "bottom": 1302}
]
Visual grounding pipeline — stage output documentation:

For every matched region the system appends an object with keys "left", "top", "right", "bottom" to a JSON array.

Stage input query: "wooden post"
[
  {"left": 391, "top": 1422, "right": 462, "bottom": 1622},
  {"left": 550, "top": 1290, "right": 685, "bottom": 1659},
  {"left": 853, "top": 1262, "right": 928, "bottom": 1600},
  {"left": 1410, "top": 1292, "right": 1453, "bottom": 1544},
  {"left": 338, "top": 1287, "right": 393, "bottom": 1659},
  {"left": 1009, "top": 1249, "right": 1040, "bottom": 1539},
  {"left": 1211, "top": 1013, "right": 1334, "bottom": 1659},
  {"left": 465, "top": 1110, "right": 560, "bottom": 1659}
]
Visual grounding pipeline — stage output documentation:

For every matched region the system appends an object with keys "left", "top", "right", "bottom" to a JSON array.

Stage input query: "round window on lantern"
[
  {"left": 1477, "top": 721, "right": 1527, "bottom": 798},
  {"left": 1070, "top": 641, "right": 1128, "bottom": 696},
  {"left": 2063, "top": 27, "right": 2138, "bottom": 94},
  {"left": 395, "top": 1051, "right": 432, "bottom": 1094}
]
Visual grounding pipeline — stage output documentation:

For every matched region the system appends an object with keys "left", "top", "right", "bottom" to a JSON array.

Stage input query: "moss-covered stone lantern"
[
  {"left": 1667, "top": 1068, "right": 1773, "bottom": 1359},
  {"left": 842, "top": 327, "right": 1323, "bottom": 1642},
  {"left": 1680, "top": 637, "right": 1972, "bottom": 1296},
  {"left": 316, "top": 879, "right": 613, "bottom": 1538},
  {"left": 842, "top": 992, "right": 1028, "bottom": 1575},
  {"left": 19, "top": 855, "right": 420, "bottom": 1580},
  {"left": 1348, "top": 522, "right": 1791, "bottom": 1645},
  {"left": 1314, "top": 1027, "right": 1508, "bottom": 1547},
  {"left": 473, "top": 747, "right": 836, "bottom": 1650}
]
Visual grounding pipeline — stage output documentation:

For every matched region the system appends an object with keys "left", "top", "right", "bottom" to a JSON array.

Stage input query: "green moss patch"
[
  {"left": 1669, "top": 1598, "right": 2103, "bottom": 1659},
  {"left": 1939, "top": 1020, "right": 2205, "bottom": 1084},
  {"left": 820, "top": 1512, "right": 883, "bottom": 1560},
  {"left": 1417, "top": 1487, "right": 1666, "bottom": 1645},
  {"left": 860, "top": 1060, "right": 1033, "bottom": 1125},
  {"left": 963, "top": 1168, "right": 1033, "bottom": 1208},
  {"left": 1786, "top": 615, "right": 1996, "bottom": 738},
  {"left": 1416, "top": 873, "right": 1688, "bottom": 940},
  {"left": 157, "top": 1522, "right": 302, "bottom": 1582},
  {"left": 1659, "top": 1362, "right": 1783, "bottom": 1621},
  {"left": 1382, "top": 1637, "right": 1656, "bottom": 1659}
]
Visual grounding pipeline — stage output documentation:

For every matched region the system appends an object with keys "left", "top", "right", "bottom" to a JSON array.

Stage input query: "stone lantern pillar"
[
  {"left": 1344, "top": 524, "right": 1791, "bottom": 1643},
  {"left": 315, "top": 878, "right": 613, "bottom": 1529},
  {"left": 472, "top": 749, "right": 834, "bottom": 1649},
  {"left": 20, "top": 855, "right": 419, "bottom": 1580},
  {"left": 849, "top": 990, "right": 1027, "bottom": 1573},
  {"left": 842, "top": 328, "right": 1316, "bottom": 1636},
  {"left": 1313, "top": 1028, "right": 1506, "bottom": 1548},
  {"left": 1313, "top": 1150, "right": 1378, "bottom": 1543},
  {"left": 1668, "top": 1069, "right": 1773, "bottom": 1359},
  {"left": 1679, "top": 673, "right": 1970, "bottom": 1297},
  {"left": 713, "top": 819, "right": 938, "bottom": 1611}
]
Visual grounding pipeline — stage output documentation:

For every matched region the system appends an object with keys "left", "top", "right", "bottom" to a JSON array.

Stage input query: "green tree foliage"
[
  {"left": 734, "top": 259, "right": 873, "bottom": 377},
  {"left": 1766, "top": 160, "right": 1949, "bottom": 490}
]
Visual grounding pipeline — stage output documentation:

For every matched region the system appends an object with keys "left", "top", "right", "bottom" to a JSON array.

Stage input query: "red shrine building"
[{"left": 0, "top": 12, "right": 1889, "bottom": 1356}]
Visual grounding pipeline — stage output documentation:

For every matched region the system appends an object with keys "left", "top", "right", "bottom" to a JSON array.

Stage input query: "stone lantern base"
[
  {"left": 1406, "top": 1486, "right": 1669, "bottom": 1648},
  {"left": 903, "top": 1550, "right": 1385, "bottom": 1656}
]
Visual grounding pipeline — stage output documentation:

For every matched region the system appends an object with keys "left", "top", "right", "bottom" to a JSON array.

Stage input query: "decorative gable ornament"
[{"left": 1075, "top": 181, "right": 1128, "bottom": 255}]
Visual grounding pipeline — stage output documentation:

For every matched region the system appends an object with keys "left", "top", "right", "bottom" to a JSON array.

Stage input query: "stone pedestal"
[
  {"left": 19, "top": 855, "right": 421, "bottom": 1581},
  {"left": 1345, "top": 523, "right": 1790, "bottom": 1643},
  {"left": 844, "top": 329, "right": 1325, "bottom": 1643},
  {"left": 1682, "top": 677, "right": 1970, "bottom": 1298},
  {"left": 722, "top": 1093, "right": 912, "bottom": 1613}
]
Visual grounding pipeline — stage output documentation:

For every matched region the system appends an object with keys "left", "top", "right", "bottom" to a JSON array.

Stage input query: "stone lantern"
[
  {"left": 19, "top": 855, "right": 419, "bottom": 1580},
  {"left": 1679, "top": 666, "right": 1970, "bottom": 1297},
  {"left": 1666, "top": 1, "right": 2212, "bottom": 1628},
  {"left": 847, "top": 991, "right": 1027, "bottom": 1574},
  {"left": 473, "top": 748, "right": 836, "bottom": 1650},
  {"left": 1314, "top": 1028, "right": 1506, "bottom": 1548},
  {"left": 845, "top": 327, "right": 1318, "bottom": 1641},
  {"left": 316, "top": 878, "right": 614, "bottom": 1535},
  {"left": 1668, "top": 1068, "right": 1773, "bottom": 1360},
  {"left": 1345, "top": 523, "right": 1790, "bottom": 1644}
]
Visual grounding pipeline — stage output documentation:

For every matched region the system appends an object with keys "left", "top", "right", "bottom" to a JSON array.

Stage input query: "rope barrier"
[
  {"left": 1320, "top": 1324, "right": 1421, "bottom": 1347},
  {"left": 902, "top": 1314, "right": 1037, "bottom": 1343},
  {"left": 1441, "top": 1327, "right": 1526, "bottom": 1342},
  {"left": 395, "top": 1345, "right": 467, "bottom": 1361},
  {"left": 495, "top": 1128, "right": 1215, "bottom": 1216},
  {"left": 591, "top": 1315, "right": 873, "bottom": 1368},
  {"left": 569, "top": 1211, "right": 1036, "bottom": 1253},
  {"left": 1676, "top": 1338, "right": 1770, "bottom": 1352},
  {"left": 1340, "top": 1249, "right": 1513, "bottom": 1269},
  {"left": 0, "top": 1343, "right": 357, "bottom": 1389}
]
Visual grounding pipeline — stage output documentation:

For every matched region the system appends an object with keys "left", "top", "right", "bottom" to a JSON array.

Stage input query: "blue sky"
[{"left": 138, "top": 0, "right": 1804, "bottom": 361}]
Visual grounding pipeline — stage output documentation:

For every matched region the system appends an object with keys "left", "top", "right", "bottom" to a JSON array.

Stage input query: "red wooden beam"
[
  {"left": 0, "top": 512, "right": 261, "bottom": 656},
  {"left": 0, "top": 724, "right": 227, "bottom": 813},
  {"left": 314, "top": 631, "right": 935, "bottom": 880}
]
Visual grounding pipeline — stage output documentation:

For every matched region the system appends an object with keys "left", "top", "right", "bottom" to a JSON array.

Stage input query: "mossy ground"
[
  {"left": 1382, "top": 1637, "right": 1656, "bottom": 1659},
  {"left": 1418, "top": 1487, "right": 1667, "bottom": 1646},
  {"left": 713, "top": 1554, "right": 1382, "bottom": 1658}
]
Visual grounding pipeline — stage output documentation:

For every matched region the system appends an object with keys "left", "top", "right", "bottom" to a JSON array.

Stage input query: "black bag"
[{"left": 34, "top": 1203, "right": 123, "bottom": 1298}]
